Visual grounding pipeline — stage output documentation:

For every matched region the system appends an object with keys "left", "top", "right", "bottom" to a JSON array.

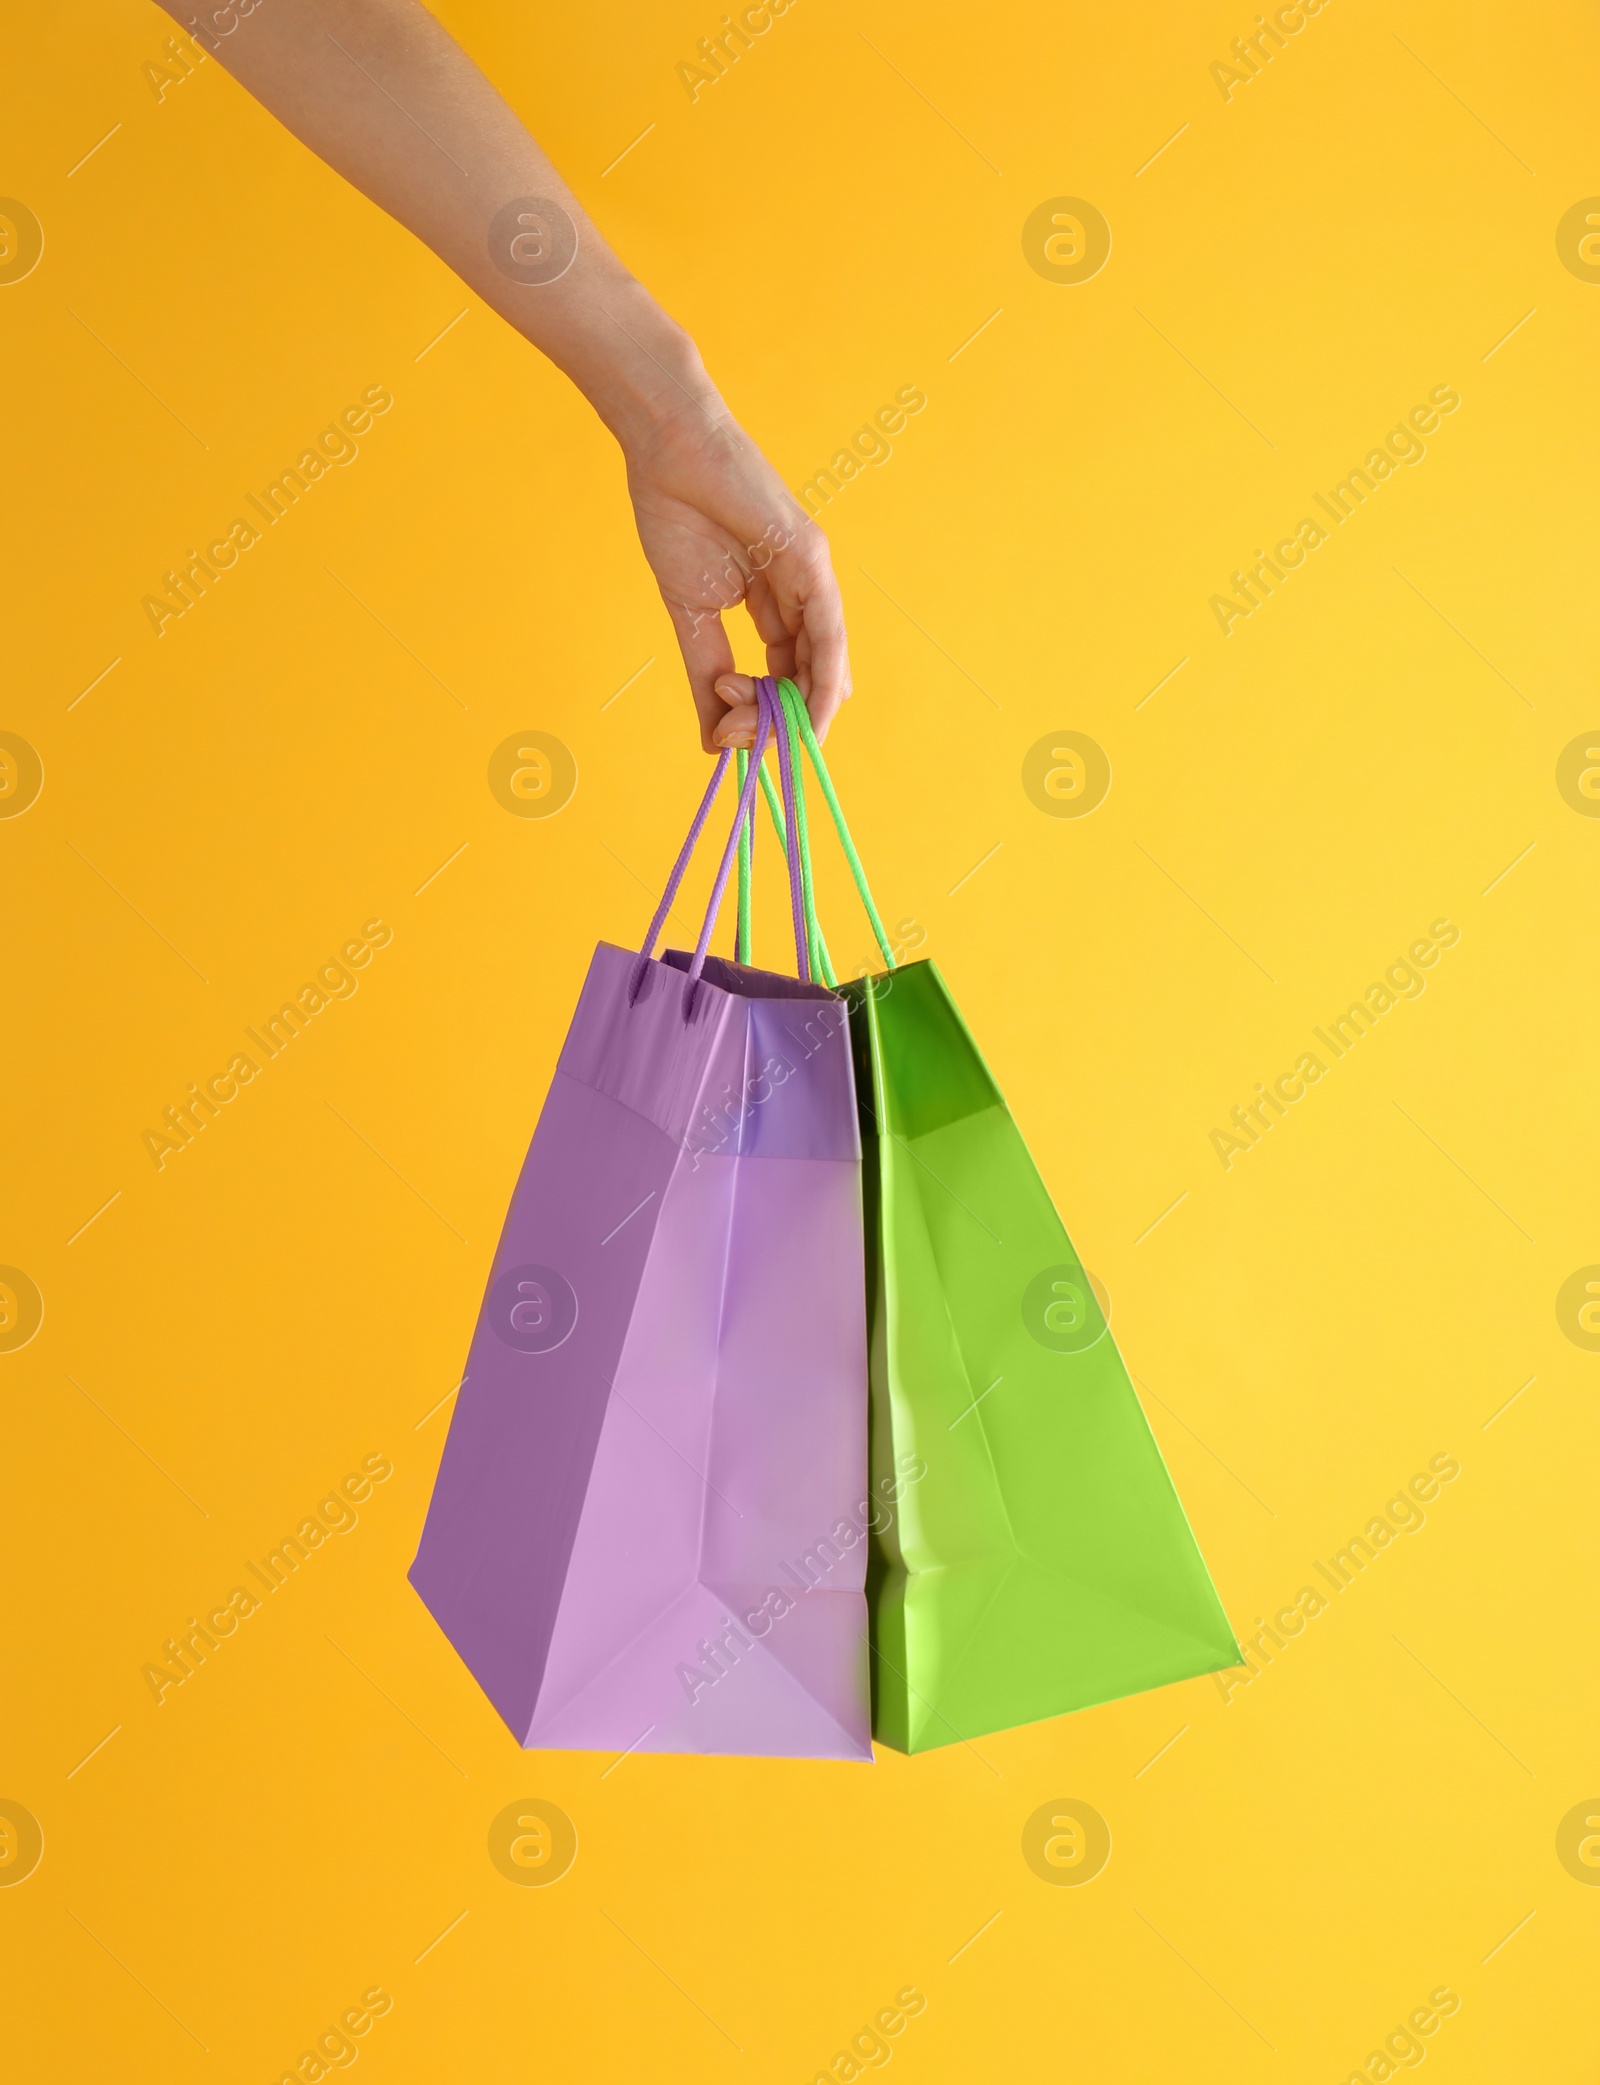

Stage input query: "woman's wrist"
[{"left": 537, "top": 274, "right": 725, "bottom": 463}]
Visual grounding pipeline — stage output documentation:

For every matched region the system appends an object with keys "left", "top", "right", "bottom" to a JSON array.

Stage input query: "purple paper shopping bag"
[{"left": 410, "top": 682, "right": 872, "bottom": 1759}]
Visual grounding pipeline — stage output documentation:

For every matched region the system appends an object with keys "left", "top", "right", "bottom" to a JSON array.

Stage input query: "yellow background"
[{"left": 4, "top": 0, "right": 1597, "bottom": 2076}]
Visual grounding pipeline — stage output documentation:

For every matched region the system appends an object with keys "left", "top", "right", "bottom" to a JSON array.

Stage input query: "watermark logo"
[
  {"left": 276, "top": 1986, "right": 393, "bottom": 2083},
  {"left": 796, "top": 384, "right": 927, "bottom": 516},
  {"left": 676, "top": 0, "right": 799, "bottom": 100},
  {"left": 487, "top": 197, "right": 577, "bottom": 286},
  {"left": 184, "top": 1, "right": 262, "bottom": 52},
  {"left": 677, "top": 1455, "right": 927, "bottom": 1707},
  {"left": 1211, "top": 917, "right": 1460, "bottom": 1170},
  {"left": 144, "top": 387, "right": 395, "bottom": 637},
  {"left": 0, "top": 1800, "right": 43, "bottom": 1885},
  {"left": 809, "top": 1986, "right": 927, "bottom": 2082},
  {"left": 488, "top": 1798, "right": 577, "bottom": 1885},
  {"left": 1213, "top": 385, "right": 1459, "bottom": 635},
  {"left": 681, "top": 998, "right": 854, "bottom": 1167},
  {"left": 1216, "top": 1453, "right": 1460, "bottom": 1704},
  {"left": 1021, "top": 1798, "right": 1111, "bottom": 1885},
  {"left": 1556, "top": 198, "right": 1600, "bottom": 284},
  {"left": 488, "top": 731, "right": 578, "bottom": 817},
  {"left": 1556, "top": 1800, "right": 1600, "bottom": 1883},
  {"left": 846, "top": 918, "right": 926, "bottom": 981},
  {"left": 1210, "top": 0, "right": 1333, "bottom": 102},
  {"left": 0, "top": 1268, "right": 44, "bottom": 1355},
  {"left": 1340, "top": 1986, "right": 1462, "bottom": 2080},
  {"left": 1555, "top": 732, "right": 1600, "bottom": 815},
  {"left": 1021, "top": 730, "right": 1111, "bottom": 817},
  {"left": 0, "top": 733, "right": 43, "bottom": 817},
  {"left": 143, "top": 30, "right": 208, "bottom": 100},
  {"left": 1022, "top": 198, "right": 1111, "bottom": 285},
  {"left": 1555, "top": 1266, "right": 1600, "bottom": 1351},
  {"left": 143, "top": 1455, "right": 394, "bottom": 1704},
  {"left": 0, "top": 200, "right": 43, "bottom": 287},
  {"left": 489, "top": 1264, "right": 578, "bottom": 1354},
  {"left": 1022, "top": 1263, "right": 1109, "bottom": 1353},
  {"left": 145, "top": 918, "right": 394, "bottom": 1170}
]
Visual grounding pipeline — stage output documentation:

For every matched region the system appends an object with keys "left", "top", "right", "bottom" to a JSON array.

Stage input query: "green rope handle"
[
  {"left": 774, "top": 677, "right": 897, "bottom": 974},
  {"left": 774, "top": 680, "right": 831, "bottom": 985},
  {"left": 755, "top": 756, "right": 836, "bottom": 987},
  {"left": 730, "top": 676, "right": 890, "bottom": 986},
  {"left": 732, "top": 733, "right": 835, "bottom": 980}
]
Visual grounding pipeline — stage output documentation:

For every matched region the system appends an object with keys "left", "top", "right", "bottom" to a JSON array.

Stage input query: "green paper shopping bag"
[
  {"left": 754, "top": 681, "right": 1241, "bottom": 1754},
  {"left": 849, "top": 959, "right": 1242, "bottom": 1751}
]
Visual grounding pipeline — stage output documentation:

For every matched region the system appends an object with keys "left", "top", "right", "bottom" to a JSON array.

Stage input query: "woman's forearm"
[
  {"left": 164, "top": 0, "right": 852, "bottom": 747},
  {"left": 161, "top": 0, "right": 718, "bottom": 454}
]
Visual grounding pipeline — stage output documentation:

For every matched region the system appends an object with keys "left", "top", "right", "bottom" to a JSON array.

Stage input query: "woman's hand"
[
  {"left": 159, "top": 0, "right": 851, "bottom": 755},
  {"left": 623, "top": 395, "right": 850, "bottom": 754}
]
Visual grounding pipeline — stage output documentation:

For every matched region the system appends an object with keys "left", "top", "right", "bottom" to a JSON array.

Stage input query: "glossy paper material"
[
  {"left": 849, "top": 959, "right": 1240, "bottom": 1753},
  {"left": 410, "top": 942, "right": 872, "bottom": 1759}
]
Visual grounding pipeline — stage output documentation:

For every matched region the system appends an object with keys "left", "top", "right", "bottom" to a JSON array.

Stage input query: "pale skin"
[{"left": 158, "top": 0, "right": 845, "bottom": 751}]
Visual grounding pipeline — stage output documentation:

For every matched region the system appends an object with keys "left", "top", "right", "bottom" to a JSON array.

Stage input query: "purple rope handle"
[
  {"left": 680, "top": 683, "right": 774, "bottom": 1010},
  {"left": 630, "top": 749, "right": 732, "bottom": 1003},
  {"left": 631, "top": 681, "right": 806, "bottom": 1018},
  {"left": 763, "top": 674, "right": 810, "bottom": 986}
]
